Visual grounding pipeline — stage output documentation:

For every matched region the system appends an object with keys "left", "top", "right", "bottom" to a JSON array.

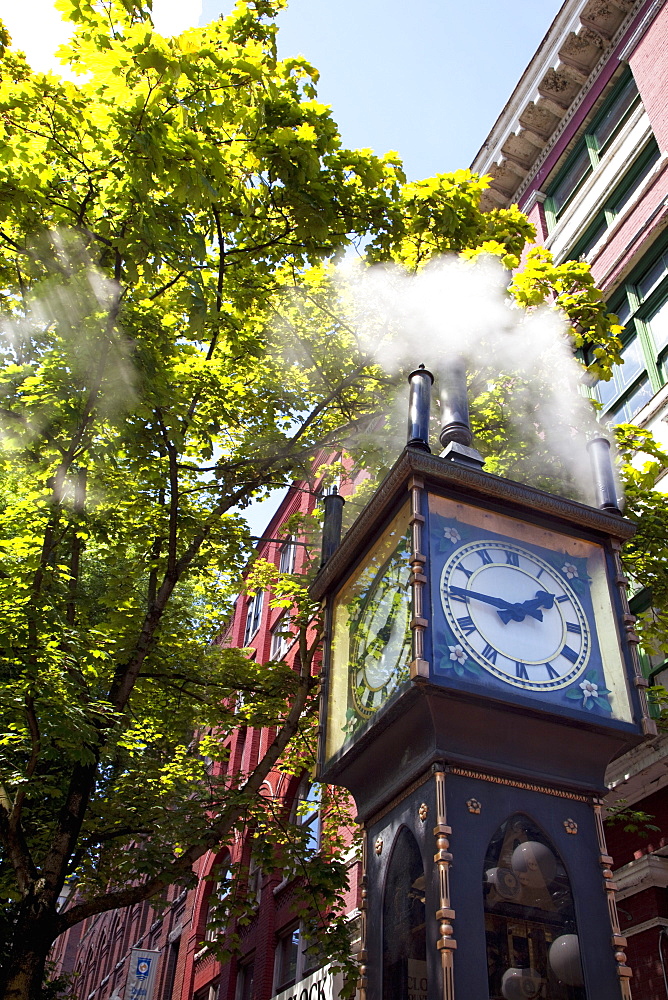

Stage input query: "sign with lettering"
[
  {"left": 274, "top": 964, "right": 343, "bottom": 1000},
  {"left": 124, "top": 949, "right": 160, "bottom": 1000}
]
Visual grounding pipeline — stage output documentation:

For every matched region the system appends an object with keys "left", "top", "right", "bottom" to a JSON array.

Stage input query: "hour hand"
[
  {"left": 449, "top": 586, "right": 525, "bottom": 622},
  {"left": 497, "top": 591, "right": 555, "bottom": 625}
]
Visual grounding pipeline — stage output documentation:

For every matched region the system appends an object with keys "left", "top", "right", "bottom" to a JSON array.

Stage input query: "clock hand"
[
  {"left": 497, "top": 591, "right": 556, "bottom": 625},
  {"left": 449, "top": 586, "right": 525, "bottom": 622}
]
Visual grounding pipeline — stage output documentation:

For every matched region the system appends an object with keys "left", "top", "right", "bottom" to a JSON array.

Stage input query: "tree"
[{"left": 0, "top": 2, "right": 633, "bottom": 999}]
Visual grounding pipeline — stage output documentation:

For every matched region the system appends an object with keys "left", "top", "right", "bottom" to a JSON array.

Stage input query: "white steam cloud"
[{"left": 337, "top": 254, "right": 609, "bottom": 506}]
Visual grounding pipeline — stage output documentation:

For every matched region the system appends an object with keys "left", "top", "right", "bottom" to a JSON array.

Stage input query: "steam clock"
[{"left": 312, "top": 366, "right": 655, "bottom": 1000}]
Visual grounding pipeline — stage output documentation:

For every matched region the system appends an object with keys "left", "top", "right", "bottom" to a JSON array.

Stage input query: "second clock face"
[
  {"left": 350, "top": 546, "right": 412, "bottom": 718},
  {"left": 441, "top": 539, "right": 590, "bottom": 691}
]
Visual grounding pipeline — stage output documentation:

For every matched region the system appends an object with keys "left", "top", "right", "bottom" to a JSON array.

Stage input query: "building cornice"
[{"left": 471, "top": 0, "right": 649, "bottom": 213}]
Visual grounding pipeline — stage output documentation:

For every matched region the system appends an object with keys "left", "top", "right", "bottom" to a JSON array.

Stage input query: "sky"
[
  {"left": 3, "top": 0, "right": 558, "bottom": 179},
  {"left": 1, "top": 0, "right": 561, "bottom": 533}
]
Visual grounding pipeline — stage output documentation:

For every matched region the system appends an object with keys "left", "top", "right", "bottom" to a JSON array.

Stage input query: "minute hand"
[{"left": 449, "top": 586, "right": 525, "bottom": 622}]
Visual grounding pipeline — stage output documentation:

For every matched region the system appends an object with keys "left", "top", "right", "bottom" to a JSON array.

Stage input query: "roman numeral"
[
  {"left": 561, "top": 645, "right": 578, "bottom": 664},
  {"left": 459, "top": 565, "right": 473, "bottom": 579},
  {"left": 515, "top": 662, "right": 529, "bottom": 680},
  {"left": 457, "top": 616, "right": 477, "bottom": 636},
  {"left": 505, "top": 550, "right": 519, "bottom": 567},
  {"left": 482, "top": 643, "right": 497, "bottom": 664},
  {"left": 543, "top": 662, "right": 559, "bottom": 679},
  {"left": 479, "top": 549, "right": 493, "bottom": 565},
  {"left": 535, "top": 568, "right": 544, "bottom": 579},
  {"left": 566, "top": 621, "right": 582, "bottom": 634},
  {"left": 556, "top": 595, "right": 569, "bottom": 604}
]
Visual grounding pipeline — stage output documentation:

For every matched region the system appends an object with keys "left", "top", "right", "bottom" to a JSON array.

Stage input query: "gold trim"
[
  {"left": 408, "top": 477, "right": 429, "bottom": 671},
  {"left": 448, "top": 766, "right": 590, "bottom": 802},
  {"left": 610, "top": 539, "right": 657, "bottom": 737},
  {"left": 357, "top": 825, "right": 368, "bottom": 1000},
  {"left": 433, "top": 767, "right": 456, "bottom": 1000},
  {"left": 592, "top": 798, "right": 634, "bottom": 998}
]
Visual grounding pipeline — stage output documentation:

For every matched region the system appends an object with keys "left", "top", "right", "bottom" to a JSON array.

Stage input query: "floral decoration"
[
  {"left": 436, "top": 639, "right": 484, "bottom": 679},
  {"left": 443, "top": 526, "right": 461, "bottom": 544},
  {"left": 449, "top": 644, "right": 467, "bottom": 665},
  {"left": 561, "top": 562, "right": 578, "bottom": 579},
  {"left": 565, "top": 669, "right": 611, "bottom": 713},
  {"left": 563, "top": 818, "right": 578, "bottom": 835},
  {"left": 466, "top": 798, "right": 482, "bottom": 815}
]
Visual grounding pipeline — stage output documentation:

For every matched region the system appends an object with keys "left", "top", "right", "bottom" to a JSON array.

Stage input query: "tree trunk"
[{"left": 0, "top": 908, "right": 58, "bottom": 1000}]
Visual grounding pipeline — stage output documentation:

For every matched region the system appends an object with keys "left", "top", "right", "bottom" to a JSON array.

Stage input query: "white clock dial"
[
  {"left": 440, "top": 539, "right": 590, "bottom": 691},
  {"left": 350, "top": 556, "right": 411, "bottom": 718}
]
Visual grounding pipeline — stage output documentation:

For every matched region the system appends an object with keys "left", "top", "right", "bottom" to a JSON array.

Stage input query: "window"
[
  {"left": 588, "top": 238, "right": 668, "bottom": 424},
  {"left": 483, "top": 814, "right": 584, "bottom": 997},
  {"left": 570, "top": 139, "right": 660, "bottom": 260},
  {"left": 275, "top": 925, "right": 300, "bottom": 992},
  {"left": 545, "top": 70, "right": 640, "bottom": 227},
  {"left": 203, "top": 869, "right": 229, "bottom": 943},
  {"left": 270, "top": 612, "right": 289, "bottom": 660},
  {"left": 236, "top": 959, "right": 254, "bottom": 1000},
  {"left": 279, "top": 535, "right": 297, "bottom": 575},
  {"left": 243, "top": 590, "right": 264, "bottom": 646},
  {"left": 274, "top": 923, "right": 325, "bottom": 994},
  {"left": 295, "top": 780, "right": 321, "bottom": 852}
]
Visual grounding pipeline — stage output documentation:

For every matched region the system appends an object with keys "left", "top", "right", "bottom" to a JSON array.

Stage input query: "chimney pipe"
[
  {"left": 438, "top": 357, "right": 484, "bottom": 469},
  {"left": 587, "top": 436, "right": 621, "bottom": 514},
  {"left": 320, "top": 487, "right": 345, "bottom": 566},
  {"left": 439, "top": 356, "right": 473, "bottom": 449},
  {"left": 407, "top": 364, "right": 434, "bottom": 452}
]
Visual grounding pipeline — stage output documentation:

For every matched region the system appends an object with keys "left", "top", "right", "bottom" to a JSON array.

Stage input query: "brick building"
[
  {"left": 50, "top": 472, "right": 361, "bottom": 1000},
  {"left": 471, "top": 1, "right": 668, "bottom": 995}
]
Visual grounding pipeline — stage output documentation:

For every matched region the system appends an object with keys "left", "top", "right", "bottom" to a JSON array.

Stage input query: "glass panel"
[
  {"left": 484, "top": 814, "right": 584, "bottom": 999},
  {"left": 611, "top": 142, "right": 660, "bottom": 217},
  {"left": 617, "top": 336, "right": 644, "bottom": 388},
  {"left": 592, "top": 75, "right": 638, "bottom": 150},
  {"left": 647, "top": 296, "right": 668, "bottom": 352},
  {"left": 594, "top": 375, "right": 618, "bottom": 409},
  {"left": 382, "top": 828, "right": 427, "bottom": 1000},
  {"left": 625, "top": 377, "right": 654, "bottom": 418},
  {"left": 613, "top": 297, "right": 631, "bottom": 328},
  {"left": 549, "top": 146, "right": 591, "bottom": 214},
  {"left": 279, "top": 536, "right": 297, "bottom": 574},
  {"left": 574, "top": 216, "right": 606, "bottom": 259},
  {"left": 297, "top": 782, "right": 321, "bottom": 851},
  {"left": 637, "top": 253, "right": 668, "bottom": 302},
  {"left": 276, "top": 927, "right": 300, "bottom": 990},
  {"left": 238, "top": 962, "right": 254, "bottom": 1000},
  {"left": 327, "top": 505, "right": 412, "bottom": 760}
]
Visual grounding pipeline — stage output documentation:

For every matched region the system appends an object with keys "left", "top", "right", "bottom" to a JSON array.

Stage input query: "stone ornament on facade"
[
  {"left": 418, "top": 802, "right": 429, "bottom": 822},
  {"left": 374, "top": 837, "right": 383, "bottom": 856},
  {"left": 466, "top": 797, "right": 482, "bottom": 815},
  {"left": 564, "top": 818, "right": 578, "bottom": 835}
]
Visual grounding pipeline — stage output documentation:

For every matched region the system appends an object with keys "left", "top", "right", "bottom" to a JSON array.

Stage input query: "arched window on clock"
[
  {"left": 482, "top": 813, "right": 584, "bottom": 999},
  {"left": 382, "top": 826, "right": 427, "bottom": 1000}
]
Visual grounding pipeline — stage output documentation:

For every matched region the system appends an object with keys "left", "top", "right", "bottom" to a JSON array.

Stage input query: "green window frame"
[
  {"left": 588, "top": 236, "right": 668, "bottom": 424},
  {"left": 545, "top": 69, "right": 640, "bottom": 228},
  {"left": 569, "top": 138, "right": 660, "bottom": 260}
]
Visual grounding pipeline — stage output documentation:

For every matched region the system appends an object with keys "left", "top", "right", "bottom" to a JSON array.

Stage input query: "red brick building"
[{"left": 51, "top": 472, "right": 361, "bottom": 1000}]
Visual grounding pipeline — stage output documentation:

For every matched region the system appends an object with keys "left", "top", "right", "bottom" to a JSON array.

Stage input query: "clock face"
[
  {"left": 325, "top": 505, "right": 412, "bottom": 761},
  {"left": 440, "top": 539, "right": 590, "bottom": 691},
  {"left": 349, "top": 548, "right": 412, "bottom": 718},
  {"left": 430, "top": 495, "right": 634, "bottom": 723}
]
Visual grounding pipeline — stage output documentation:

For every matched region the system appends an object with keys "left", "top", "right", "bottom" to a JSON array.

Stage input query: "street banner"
[{"left": 124, "top": 948, "right": 161, "bottom": 1000}]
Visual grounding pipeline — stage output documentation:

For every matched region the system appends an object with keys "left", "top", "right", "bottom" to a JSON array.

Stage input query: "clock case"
[{"left": 312, "top": 445, "right": 654, "bottom": 821}]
